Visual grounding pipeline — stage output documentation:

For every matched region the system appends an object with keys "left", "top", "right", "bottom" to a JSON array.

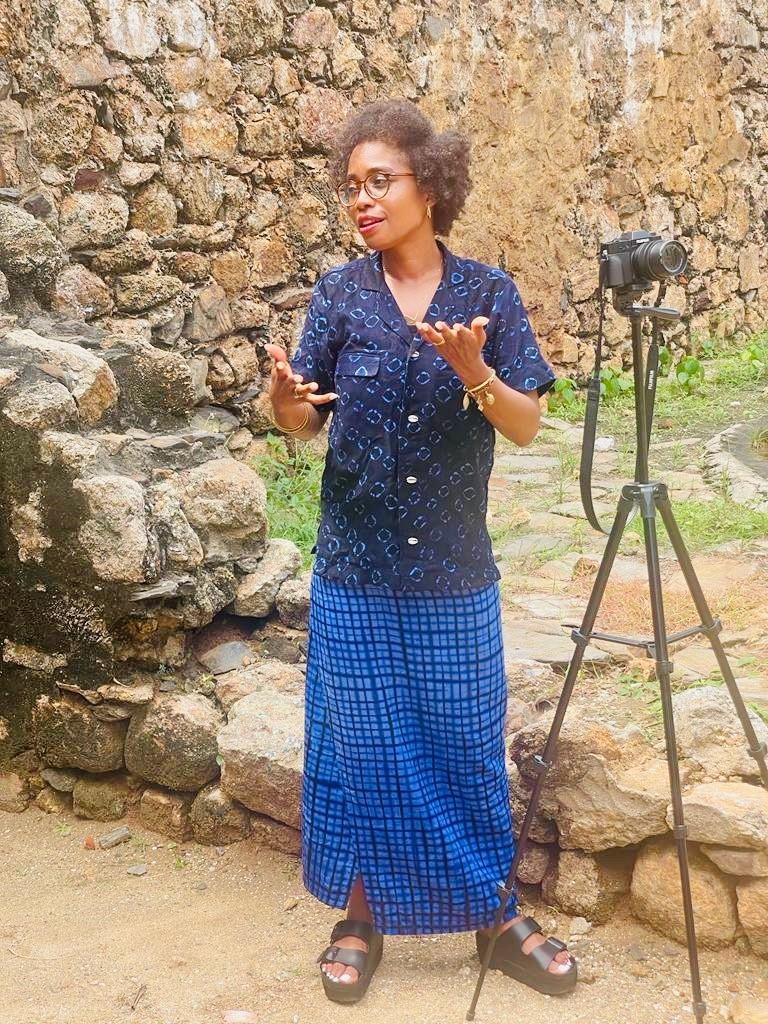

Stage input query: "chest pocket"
[{"left": 335, "top": 351, "right": 381, "bottom": 377}]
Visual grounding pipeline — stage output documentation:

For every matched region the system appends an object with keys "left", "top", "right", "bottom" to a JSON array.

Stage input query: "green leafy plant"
[
  {"left": 658, "top": 345, "right": 673, "bottom": 375},
  {"left": 671, "top": 355, "right": 705, "bottom": 395},
  {"left": 547, "top": 376, "right": 580, "bottom": 414},
  {"left": 248, "top": 434, "right": 324, "bottom": 567},
  {"left": 599, "top": 366, "right": 633, "bottom": 401},
  {"left": 698, "top": 335, "right": 718, "bottom": 360},
  {"left": 741, "top": 341, "right": 768, "bottom": 380}
]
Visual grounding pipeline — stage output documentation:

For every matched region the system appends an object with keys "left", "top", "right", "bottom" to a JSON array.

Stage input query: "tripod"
[{"left": 467, "top": 304, "right": 768, "bottom": 1023}]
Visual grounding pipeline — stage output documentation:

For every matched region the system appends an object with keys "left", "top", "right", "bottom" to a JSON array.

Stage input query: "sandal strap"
[
  {"left": 316, "top": 945, "right": 368, "bottom": 973},
  {"left": 504, "top": 915, "right": 542, "bottom": 945},
  {"left": 528, "top": 936, "right": 571, "bottom": 973},
  {"left": 330, "top": 918, "right": 374, "bottom": 945}
]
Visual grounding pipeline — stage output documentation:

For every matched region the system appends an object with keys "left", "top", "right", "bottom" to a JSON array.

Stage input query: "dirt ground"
[{"left": 1, "top": 806, "right": 765, "bottom": 1024}]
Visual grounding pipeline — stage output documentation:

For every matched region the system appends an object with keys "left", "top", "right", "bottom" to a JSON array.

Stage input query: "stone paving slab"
[{"left": 501, "top": 619, "right": 609, "bottom": 667}]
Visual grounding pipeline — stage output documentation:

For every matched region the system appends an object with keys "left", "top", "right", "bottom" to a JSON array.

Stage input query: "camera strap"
[
  {"left": 579, "top": 270, "right": 664, "bottom": 535},
  {"left": 579, "top": 256, "right": 610, "bottom": 534}
]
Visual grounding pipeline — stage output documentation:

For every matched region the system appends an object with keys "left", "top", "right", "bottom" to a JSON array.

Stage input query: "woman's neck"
[{"left": 381, "top": 234, "right": 443, "bottom": 285}]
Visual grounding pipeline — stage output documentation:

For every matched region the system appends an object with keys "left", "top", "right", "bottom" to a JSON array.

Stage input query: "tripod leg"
[
  {"left": 465, "top": 488, "right": 635, "bottom": 1021},
  {"left": 640, "top": 488, "right": 707, "bottom": 1024},
  {"left": 656, "top": 491, "right": 768, "bottom": 788}
]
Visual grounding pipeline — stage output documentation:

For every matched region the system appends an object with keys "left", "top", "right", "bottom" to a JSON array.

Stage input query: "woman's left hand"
[{"left": 415, "top": 316, "right": 491, "bottom": 381}]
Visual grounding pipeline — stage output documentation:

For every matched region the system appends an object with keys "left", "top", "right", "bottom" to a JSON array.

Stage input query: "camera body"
[{"left": 600, "top": 230, "right": 687, "bottom": 315}]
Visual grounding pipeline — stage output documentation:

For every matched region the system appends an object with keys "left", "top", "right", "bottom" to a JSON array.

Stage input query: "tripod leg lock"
[
  {"left": 700, "top": 617, "right": 722, "bottom": 638},
  {"left": 692, "top": 1000, "right": 707, "bottom": 1017},
  {"left": 654, "top": 658, "right": 674, "bottom": 676},
  {"left": 496, "top": 880, "right": 516, "bottom": 899},
  {"left": 749, "top": 740, "right": 767, "bottom": 762},
  {"left": 570, "top": 628, "right": 591, "bottom": 650},
  {"left": 531, "top": 754, "right": 552, "bottom": 776},
  {"left": 672, "top": 823, "right": 688, "bottom": 839}
]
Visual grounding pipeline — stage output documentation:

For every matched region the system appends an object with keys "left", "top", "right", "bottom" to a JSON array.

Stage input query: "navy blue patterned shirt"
[{"left": 289, "top": 238, "right": 556, "bottom": 592}]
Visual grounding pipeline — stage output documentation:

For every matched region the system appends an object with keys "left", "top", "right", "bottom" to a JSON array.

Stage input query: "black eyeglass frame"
[{"left": 336, "top": 171, "right": 417, "bottom": 207}]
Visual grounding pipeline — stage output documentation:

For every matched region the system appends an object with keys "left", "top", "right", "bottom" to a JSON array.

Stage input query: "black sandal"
[
  {"left": 475, "top": 915, "right": 578, "bottom": 996},
  {"left": 317, "top": 919, "right": 383, "bottom": 1005}
]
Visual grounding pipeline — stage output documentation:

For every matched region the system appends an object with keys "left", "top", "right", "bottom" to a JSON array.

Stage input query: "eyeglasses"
[{"left": 336, "top": 171, "right": 416, "bottom": 207}]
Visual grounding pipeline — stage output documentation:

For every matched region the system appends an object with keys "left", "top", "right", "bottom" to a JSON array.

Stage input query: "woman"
[{"left": 264, "top": 98, "right": 577, "bottom": 1005}]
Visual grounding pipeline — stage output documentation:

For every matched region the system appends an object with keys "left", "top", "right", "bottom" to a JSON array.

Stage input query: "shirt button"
[
  {"left": 407, "top": 414, "right": 419, "bottom": 422},
  {"left": 407, "top": 537, "right": 418, "bottom": 544},
  {"left": 406, "top": 476, "right": 417, "bottom": 483},
  {"left": 410, "top": 350, "right": 419, "bottom": 359}
]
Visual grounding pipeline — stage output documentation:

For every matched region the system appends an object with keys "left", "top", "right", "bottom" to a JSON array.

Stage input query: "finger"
[
  {"left": 470, "top": 315, "right": 490, "bottom": 343},
  {"left": 305, "top": 390, "right": 338, "bottom": 405},
  {"left": 416, "top": 321, "right": 446, "bottom": 346},
  {"left": 265, "top": 343, "right": 288, "bottom": 364},
  {"left": 434, "top": 320, "right": 458, "bottom": 344},
  {"left": 453, "top": 321, "right": 477, "bottom": 343}
]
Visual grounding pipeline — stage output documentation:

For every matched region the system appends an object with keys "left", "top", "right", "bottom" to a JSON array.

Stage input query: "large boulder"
[
  {"left": 672, "top": 685, "right": 768, "bottom": 782},
  {"left": 737, "top": 876, "right": 768, "bottom": 959},
  {"left": 171, "top": 458, "right": 268, "bottom": 565},
  {"left": 125, "top": 693, "right": 224, "bottom": 791},
  {"left": 189, "top": 782, "right": 252, "bottom": 845},
  {"left": 1, "top": 328, "right": 119, "bottom": 425},
  {"left": 508, "top": 713, "right": 675, "bottom": 850},
  {"left": 32, "top": 694, "right": 127, "bottom": 772},
  {"left": 217, "top": 687, "right": 303, "bottom": 829},
  {"left": 0, "top": 204, "right": 67, "bottom": 293},
  {"left": 673, "top": 782, "right": 768, "bottom": 850},
  {"left": 556, "top": 755, "right": 692, "bottom": 851},
  {"left": 231, "top": 538, "right": 302, "bottom": 617},
  {"left": 214, "top": 658, "right": 305, "bottom": 714},
  {"left": 541, "top": 846, "right": 636, "bottom": 923},
  {"left": 630, "top": 834, "right": 738, "bottom": 949},
  {"left": 72, "top": 474, "right": 150, "bottom": 584}
]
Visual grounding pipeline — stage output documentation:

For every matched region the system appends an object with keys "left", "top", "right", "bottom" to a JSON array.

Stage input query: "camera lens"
[{"left": 633, "top": 238, "right": 687, "bottom": 281}]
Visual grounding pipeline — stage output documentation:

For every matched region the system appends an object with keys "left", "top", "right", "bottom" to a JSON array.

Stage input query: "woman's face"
[{"left": 343, "top": 140, "right": 433, "bottom": 250}]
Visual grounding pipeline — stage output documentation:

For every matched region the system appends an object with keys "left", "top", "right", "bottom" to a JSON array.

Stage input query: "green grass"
[
  {"left": 247, "top": 434, "right": 323, "bottom": 568},
  {"left": 551, "top": 341, "right": 768, "bottom": 450},
  {"left": 625, "top": 496, "right": 768, "bottom": 552}
]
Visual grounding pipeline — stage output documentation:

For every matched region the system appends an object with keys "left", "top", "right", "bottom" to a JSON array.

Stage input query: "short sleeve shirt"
[{"left": 289, "top": 238, "right": 556, "bottom": 592}]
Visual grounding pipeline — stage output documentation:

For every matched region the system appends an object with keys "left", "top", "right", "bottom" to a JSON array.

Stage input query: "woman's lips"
[{"left": 359, "top": 219, "right": 384, "bottom": 234}]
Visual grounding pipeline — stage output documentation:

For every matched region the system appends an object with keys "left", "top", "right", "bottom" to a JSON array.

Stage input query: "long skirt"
[{"left": 300, "top": 571, "right": 522, "bottom": 936}]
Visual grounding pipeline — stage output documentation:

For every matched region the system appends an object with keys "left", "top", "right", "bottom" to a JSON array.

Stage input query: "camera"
[{"left": 600, "top": 229, "right": 688, "bottom": 314}]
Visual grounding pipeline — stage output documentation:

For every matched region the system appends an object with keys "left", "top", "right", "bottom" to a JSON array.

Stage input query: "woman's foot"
[
  {"left": 319, "top": 932, "right": 369, "bottom": 985},
  {"left": 477, "top": 914, "right": 573, "bottom": 973}
]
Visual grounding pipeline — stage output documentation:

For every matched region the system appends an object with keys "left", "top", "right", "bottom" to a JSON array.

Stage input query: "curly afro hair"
[{"left": 328, "top": 98, "right": 472, "bottom": 238}]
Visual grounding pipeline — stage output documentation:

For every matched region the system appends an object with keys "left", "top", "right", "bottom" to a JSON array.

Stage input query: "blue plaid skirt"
[{"left": 300, "top": 571, "right": 522, "bottom": 935}]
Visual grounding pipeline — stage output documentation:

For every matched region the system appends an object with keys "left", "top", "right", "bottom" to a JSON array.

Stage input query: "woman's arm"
[{"left": 457, "top": 359, "right": 542, "bottom": 445}]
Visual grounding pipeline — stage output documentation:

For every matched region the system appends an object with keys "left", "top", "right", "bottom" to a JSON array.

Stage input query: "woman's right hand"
[{"left": 264, "top": 343, "right": 338, "bottom": 416}]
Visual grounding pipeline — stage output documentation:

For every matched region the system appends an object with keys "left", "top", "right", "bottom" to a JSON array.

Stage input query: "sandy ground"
[{"left": 1, "top": 806, "right": 766, "bottom": 1024}]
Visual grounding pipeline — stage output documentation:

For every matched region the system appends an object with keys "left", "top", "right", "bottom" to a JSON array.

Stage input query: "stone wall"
[
  {"left": 0, "top": 0, "right": 767, "bottom": 371},
  {"left": 1, "top": 0, "right": 768, "bottom": 949}
]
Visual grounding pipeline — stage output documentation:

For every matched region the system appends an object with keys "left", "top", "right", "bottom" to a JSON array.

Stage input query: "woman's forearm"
[{"left": 458, "top": 359, "right": 541, "bottom": 446}]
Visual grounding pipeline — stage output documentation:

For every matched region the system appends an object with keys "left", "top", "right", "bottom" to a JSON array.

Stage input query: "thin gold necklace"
[{"left": 384, "top": 265, "right": 443, "bottom": 327}]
